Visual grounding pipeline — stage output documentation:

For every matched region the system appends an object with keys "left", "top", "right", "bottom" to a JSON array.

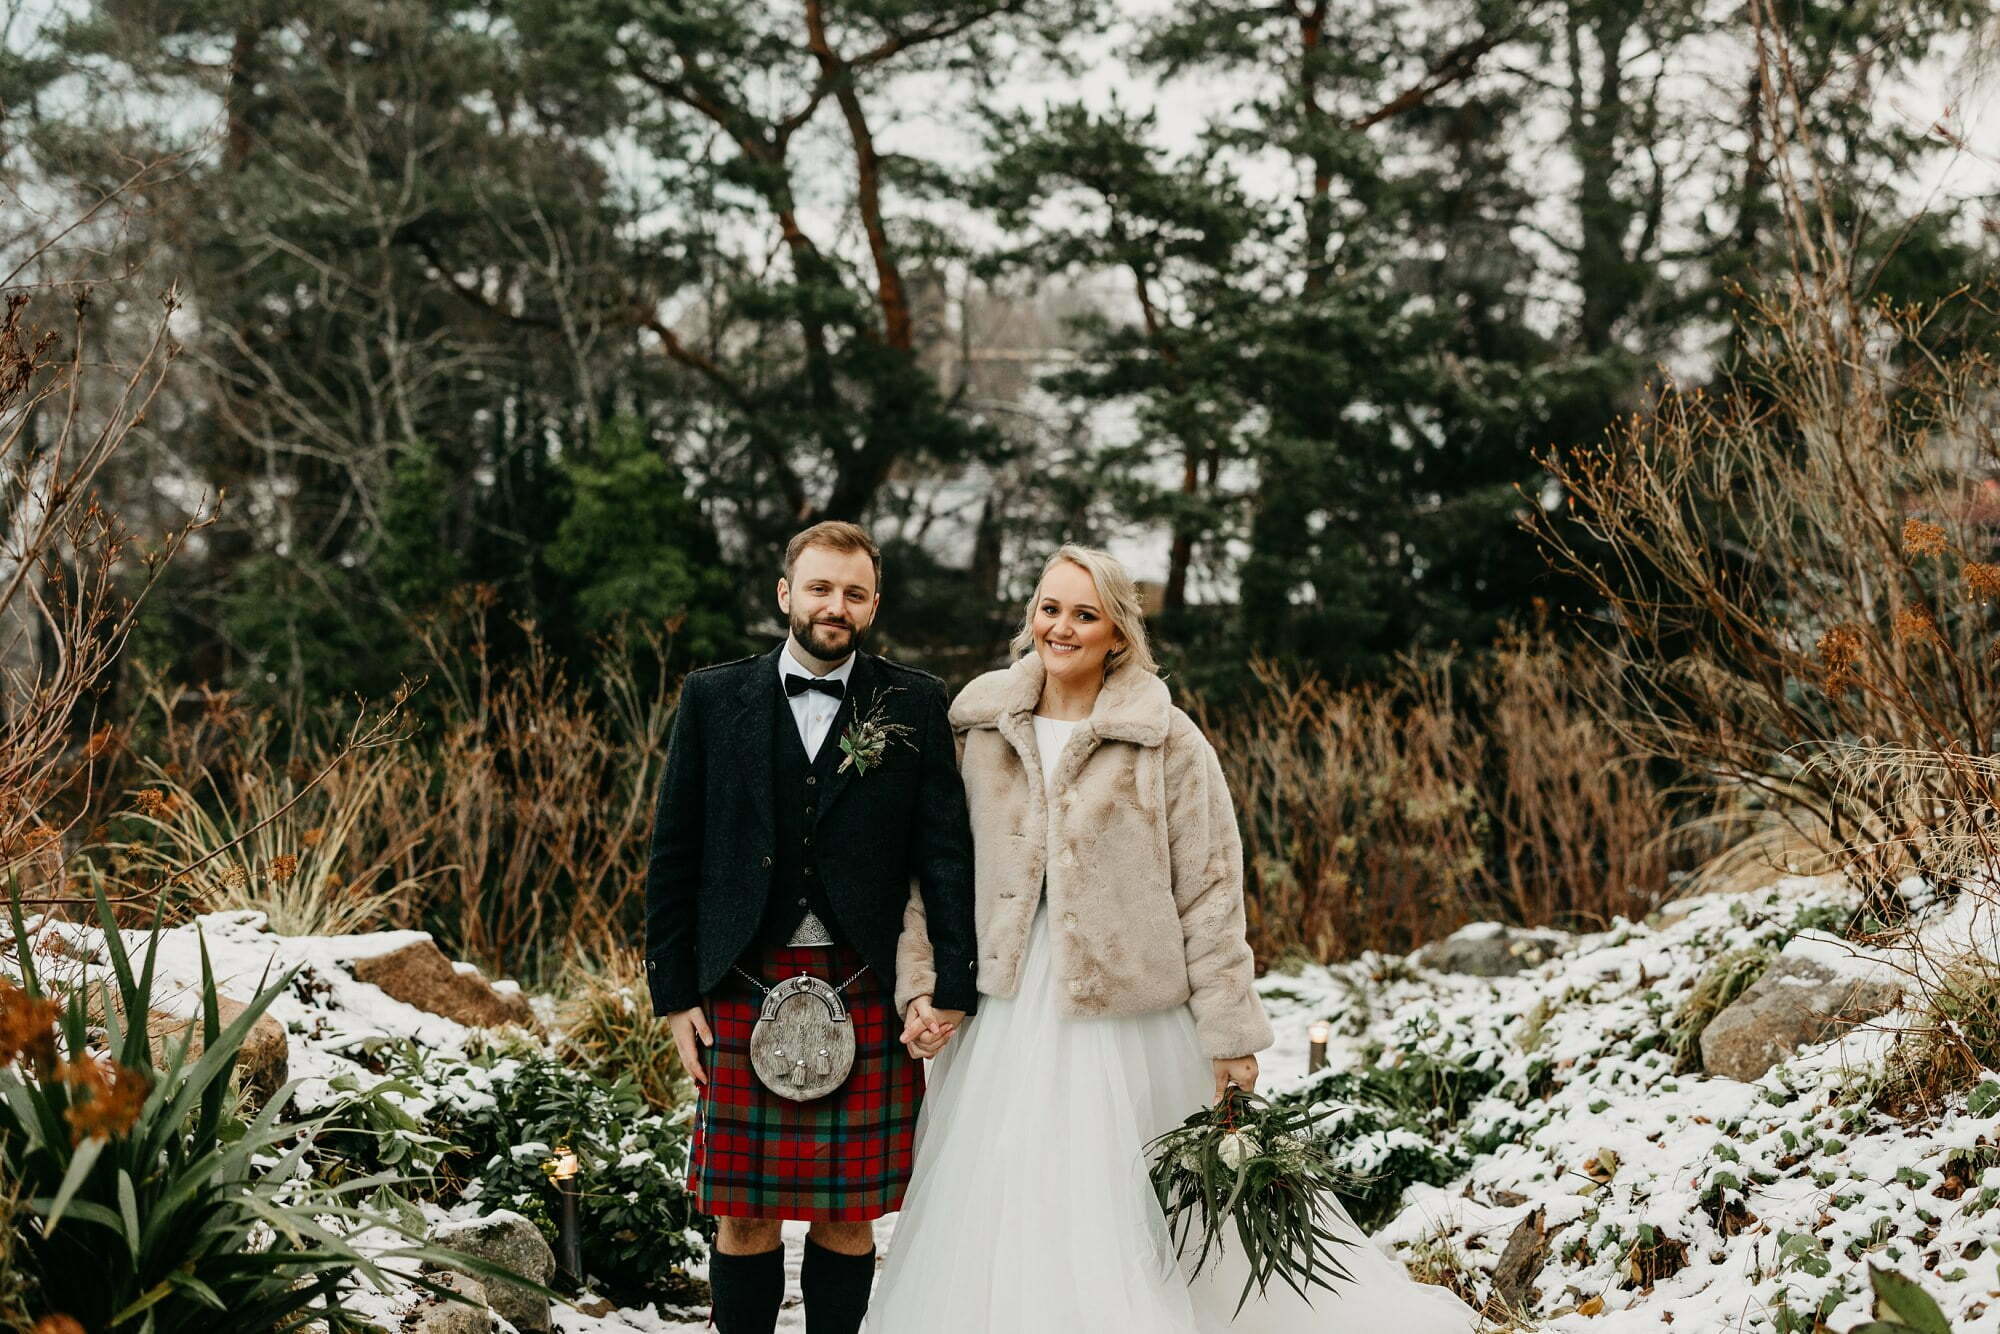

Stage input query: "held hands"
[
  {"left": 1212, "top": 1054, "right": 1259, "bottom": 1103},
  {"left": 901, "top": 995, "right": 963, "bottom": 1060},
  {"left": 668, "top": 1006, "right": 714, "bottom": 1085}
]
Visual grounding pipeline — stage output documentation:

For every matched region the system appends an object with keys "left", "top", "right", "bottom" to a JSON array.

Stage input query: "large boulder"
[
  {"left": 427, "top": 1210, "right": 555, "bottom": 1334},
  {"left": 408, "top": 1271, "right": 493, "bottom": 1334},
  {"left": 86, "top": 991, "right": 288, "bottom": 1107},
  {"left": 351, "top": 938, "right": 536, "bottom": 1031},
  {"left": 146, "top": 996, "right": 290, "bottom": 1103},
  {"left": 1698, "top": 953, "right": 1904, "bottom": 1081},
  {"left": 1416, "top": 922, "right": 1572, "bottom": 977}
]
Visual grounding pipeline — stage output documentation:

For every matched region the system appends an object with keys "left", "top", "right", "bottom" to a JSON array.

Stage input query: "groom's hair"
[{"left": 784, "top": 520, "right": 882, "bottom": 590}]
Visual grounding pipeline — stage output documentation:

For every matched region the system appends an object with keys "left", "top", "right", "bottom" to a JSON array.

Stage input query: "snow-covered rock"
[
  {"left": 428, "top": 1209, "right": 555, "bottom": 1333},
  {"left": 1698, "top": 952, "right": 1905, "bottom": 1081},
  {"left": 407, "top": 1271, "right": 494, "bottom": 1334},
  {"left": 1415, "top": 921, "right": 1572, "bottom": 977}
]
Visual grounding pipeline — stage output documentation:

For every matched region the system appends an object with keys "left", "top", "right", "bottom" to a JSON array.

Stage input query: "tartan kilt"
[{"left": 689, "top": 939, "right": 924, "bottom": 1221}]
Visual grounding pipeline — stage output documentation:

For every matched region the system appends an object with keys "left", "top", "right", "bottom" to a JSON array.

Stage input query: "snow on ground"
[
  {"left": 13, "top": 874, "right": 2000, "bottom": 1332},
  {"left": 1259, "top": 875, "right": 2000, "bottom": 1333}
]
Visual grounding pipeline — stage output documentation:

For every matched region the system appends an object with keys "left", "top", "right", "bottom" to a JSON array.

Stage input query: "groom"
[{"left": 644, "top": 520, "right": 979, "bottom": 1334}]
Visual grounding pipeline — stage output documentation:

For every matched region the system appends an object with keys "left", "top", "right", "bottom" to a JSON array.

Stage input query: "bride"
[{"left": 871, "top": 545, "right": 1485, "bottom": 1332}]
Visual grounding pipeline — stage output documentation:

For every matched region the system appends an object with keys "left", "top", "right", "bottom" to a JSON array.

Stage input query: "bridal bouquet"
[{"left": 1144, "top": 1084, "right": 1364, "bottom": 1315}]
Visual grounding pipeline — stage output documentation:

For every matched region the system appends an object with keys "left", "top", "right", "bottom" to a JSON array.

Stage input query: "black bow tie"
[{"left": 785, "top": 673, "right": 845, "bottom": 700}]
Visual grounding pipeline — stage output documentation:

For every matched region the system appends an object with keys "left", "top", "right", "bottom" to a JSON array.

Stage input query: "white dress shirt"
[{"left": 777, "top": 642, "right": 856, "bottom": 762}]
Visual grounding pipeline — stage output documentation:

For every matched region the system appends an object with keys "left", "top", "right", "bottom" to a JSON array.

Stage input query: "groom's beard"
[{"left": 791, "top": 608, "right": 868, "bottom": 663}]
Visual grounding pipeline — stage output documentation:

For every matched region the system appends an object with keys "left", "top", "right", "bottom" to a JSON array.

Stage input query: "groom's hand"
[
  {"left": 900, "top": 995, "right": 961, "bottom": 1059},
  {"left": 668, "top": 1005, "right": 714, "bottom": 1085}
]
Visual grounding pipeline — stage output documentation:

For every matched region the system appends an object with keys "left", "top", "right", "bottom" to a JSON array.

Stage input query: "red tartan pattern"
[{"left": 689, "top": 940, "right": 923, "bottom": 1221}]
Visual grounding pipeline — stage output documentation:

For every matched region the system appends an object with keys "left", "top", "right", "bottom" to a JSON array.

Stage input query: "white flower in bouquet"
[{"left": 1217, "top": 1129, "right": 1261, "bottom": 1169}]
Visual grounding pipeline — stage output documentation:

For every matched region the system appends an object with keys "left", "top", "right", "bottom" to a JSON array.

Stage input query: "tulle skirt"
[{"left": 867, "top": 902, "right": 1485, "bottom": 1332}]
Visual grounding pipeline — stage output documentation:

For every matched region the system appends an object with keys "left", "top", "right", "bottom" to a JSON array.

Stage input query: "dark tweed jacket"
[{"left": 642, "top": 645, "right": 980, "bottom": 1016}]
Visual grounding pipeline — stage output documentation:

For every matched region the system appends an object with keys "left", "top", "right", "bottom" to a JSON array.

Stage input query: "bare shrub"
[
  {"left": 1526, "top": 5, "right": 2000, "bottom": 931},
  {"left": 0, "top": 278, "right": 197, "bottom": 909}
]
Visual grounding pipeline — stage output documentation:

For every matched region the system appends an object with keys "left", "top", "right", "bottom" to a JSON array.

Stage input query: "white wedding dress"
[{"left": 868, "top": 716, "right": 1484, "bottom": 1333}]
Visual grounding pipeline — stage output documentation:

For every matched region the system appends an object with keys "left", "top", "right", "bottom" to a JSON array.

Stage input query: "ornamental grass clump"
[
  {"left": 553, "top": 951, "right": 691, "bottom": 1114},
  {"left": 1872, "top": 955, "right": 2000, "bottom": 1122},
  {"left": 1145, "top": 1084, "right": 1362, "bottom": 1316},
  {"left": 0, "top": 885, "right": 543, "bottom": 1332},
  {"left": 1670, "top": 947, "right": 1776, "bottom": 1073}
]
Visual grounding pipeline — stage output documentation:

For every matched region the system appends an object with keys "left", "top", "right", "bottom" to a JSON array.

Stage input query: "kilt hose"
[{"left": 690, "top": 938, "right": 924, "bottom": 1221}]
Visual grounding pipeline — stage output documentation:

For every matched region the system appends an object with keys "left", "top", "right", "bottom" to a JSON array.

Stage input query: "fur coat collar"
[{"left": 948, "top": 652, "right": 1173, "bottom": 748}]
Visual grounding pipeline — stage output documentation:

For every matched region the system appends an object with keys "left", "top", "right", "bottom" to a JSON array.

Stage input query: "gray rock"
[
  {"left": 1415, "top": 922, "right": 1572, "bottom": 977},
  {"left": 409, "top": 1271, "right": 493, "bottom": 1334},
  {"left": 427, "top": 1209, "right": 555, "bottom": 1334},
  {"left": 1698, "top": 954, "right": 1904, "bottom": 1081}
]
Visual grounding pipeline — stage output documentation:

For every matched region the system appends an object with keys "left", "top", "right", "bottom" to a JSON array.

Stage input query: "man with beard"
[{"left": 644, "top": 520, "right": 979, "bottom": 1334}]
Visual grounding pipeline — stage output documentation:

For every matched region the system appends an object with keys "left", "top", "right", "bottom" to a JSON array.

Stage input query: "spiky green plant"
[{"left": 0, "top": 885, "right": 543, "bottom": 1332}]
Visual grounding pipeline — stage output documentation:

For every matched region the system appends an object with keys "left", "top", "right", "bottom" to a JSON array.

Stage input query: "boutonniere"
[{"left": 837, "top": 688, "right": 914, "bottom": 775}]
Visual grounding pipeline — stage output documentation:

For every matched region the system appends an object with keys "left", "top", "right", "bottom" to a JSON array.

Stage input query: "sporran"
[{"left": 735, "top": 964, "right": 869, "bottom": 1101}]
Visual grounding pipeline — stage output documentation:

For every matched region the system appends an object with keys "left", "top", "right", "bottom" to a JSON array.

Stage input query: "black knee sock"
[
  {"left": 709, "top": 1244, "right": 785, "bottom": 1334},
  {"left": 801, "top": 1237, "right": 876, "bottom": 1334}
]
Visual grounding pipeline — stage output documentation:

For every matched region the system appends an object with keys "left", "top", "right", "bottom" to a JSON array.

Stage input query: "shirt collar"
[{"left": 778, "top": 640, "right": 857, "bottom": 689}]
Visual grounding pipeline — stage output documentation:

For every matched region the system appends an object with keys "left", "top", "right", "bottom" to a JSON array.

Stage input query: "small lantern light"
[
  {"left": 549, "top": 1144, "right": 584, "bottom": 1283},
  {"left": 1307, "top": 1021, "right": 1331, "bottom": 1076}
]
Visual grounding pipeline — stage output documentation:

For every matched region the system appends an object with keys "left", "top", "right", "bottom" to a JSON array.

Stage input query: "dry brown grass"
[
  {"left": 88, "top": 590, "right": 679, "bottom": 983},
  {"left": 385, "top": 592, "right": 677, "bottom": 981},
  {"left": 1199, "top": 631, "right": 1678, "bottom": 963},
  {"left": 89, "top": 675, "right": 432, "bottom": 936},
  {"left": 1871, "top": 953, "right": 2000, "bottom": 1122},
  {"left": 550, "top": 948, "right": 691, "bottom": 1113},
  {"left": 1198, "top": 656, "right": 1485, "bottom": 963}
]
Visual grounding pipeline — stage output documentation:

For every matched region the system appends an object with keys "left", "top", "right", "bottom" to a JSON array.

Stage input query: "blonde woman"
[{"left": 870, "top": 545, "right": 1482, "bottom": 1332}]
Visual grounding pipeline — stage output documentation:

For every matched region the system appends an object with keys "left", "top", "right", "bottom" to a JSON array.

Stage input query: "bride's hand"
[
  {"left": 1212, "top": 1055, "right": 1258, "bottom": 1102},
  {"left": 901, "top": 995, "right": 958, "bottom": 1060}
]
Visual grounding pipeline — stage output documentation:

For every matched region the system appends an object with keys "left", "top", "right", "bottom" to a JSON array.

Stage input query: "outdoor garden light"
[
  {"left": 549, "top": 1144, "right": 584, "bottom": 1282},
  {"left": 1307, "top": 1021, "right": 1330, "bottom": 1075}
]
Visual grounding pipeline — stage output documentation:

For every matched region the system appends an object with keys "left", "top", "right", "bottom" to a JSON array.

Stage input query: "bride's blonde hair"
[{"left": 1009, "top": 545, "right": 1158, "bottom": 677}]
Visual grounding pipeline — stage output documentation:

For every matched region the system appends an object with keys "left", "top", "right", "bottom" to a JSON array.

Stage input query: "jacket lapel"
[{"left": 730, "top": 646, "right": 785, "bottom": 848}]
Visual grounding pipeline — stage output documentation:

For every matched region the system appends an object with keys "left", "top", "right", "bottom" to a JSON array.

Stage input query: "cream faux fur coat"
[{"left": 896, "top": 653, "right": 1274, "bottom": 1060}]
